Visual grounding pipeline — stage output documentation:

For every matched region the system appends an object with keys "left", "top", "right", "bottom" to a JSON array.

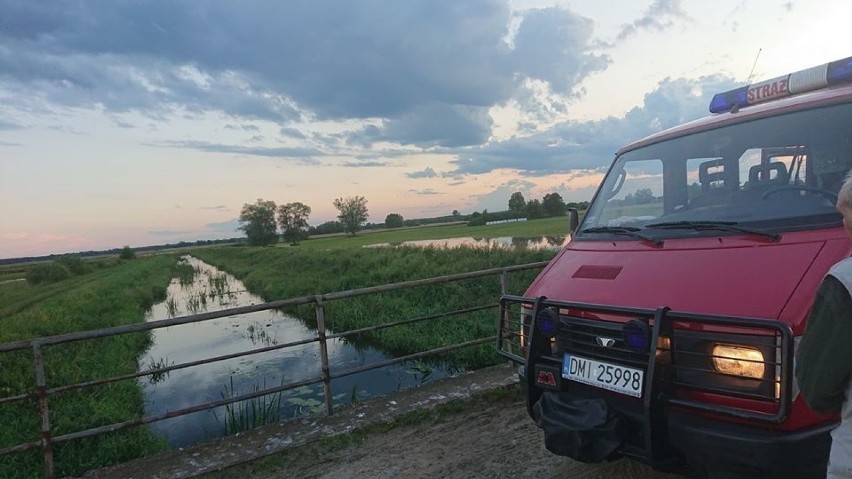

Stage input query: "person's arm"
[{"left": 795, "top": 276, "right": 852, "bottom": 414}]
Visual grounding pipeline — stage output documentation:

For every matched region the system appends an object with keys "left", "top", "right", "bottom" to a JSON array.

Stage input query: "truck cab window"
[{"left": 580, "top": 103, "right": 851, "bottom": 238}]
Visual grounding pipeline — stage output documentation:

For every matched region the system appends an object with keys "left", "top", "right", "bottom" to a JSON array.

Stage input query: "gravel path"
[{"left": 207, "top": 394, "right": 682, "bottom": 479}]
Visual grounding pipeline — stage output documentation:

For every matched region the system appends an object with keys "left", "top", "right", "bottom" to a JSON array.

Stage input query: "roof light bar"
[{"left": 709, "top": 56, "right": 852, "bottom": 113}]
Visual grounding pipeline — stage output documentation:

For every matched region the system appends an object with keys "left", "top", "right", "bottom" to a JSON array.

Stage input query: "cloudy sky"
[{"left": 1, "top": 0, "right": 849, "bottom": 258}]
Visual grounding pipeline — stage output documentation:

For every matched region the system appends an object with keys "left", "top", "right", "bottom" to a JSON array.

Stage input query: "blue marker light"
[
  {"left": 622, "top": 318, "right": 650, "bottom": 351},
  {"left": 709, "top": 86, "right": 749, "bottom": 114},
  {"left": 536, "top": 308, "right": 558, "bottom": 337},
  {"left": 828, "top": 57, "right": 852, "bottom": 85}
]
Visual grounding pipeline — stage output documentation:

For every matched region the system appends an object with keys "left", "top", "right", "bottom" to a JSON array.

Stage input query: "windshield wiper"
[
  {"left": 644, "top": 221, "right": 780, "bottom": 242},
  {"left": 580, "top": 226, "right": 664, "bottom": 246}
]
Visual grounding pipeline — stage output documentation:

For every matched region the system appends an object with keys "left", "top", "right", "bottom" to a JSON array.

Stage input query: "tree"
[
  {"left": 542, "top": 192, "right": 567, "bottom": 217},
  {"left": 333, "top": 196, "right": 369, "bottom": 236},
  {"left": 119, "top": 245, "right": 136, "bottom": 260},
  {"left": 239, "top": 199, "right": 279, "bottom": 246},
  {"left": 526, "top": 199, "right": 543, "bottom": 219},
  {"left": 277, "top": 202, "right": 311, "bottom": 245},
  {"left": 452, "top": 209, "right": 460, "bottom": 218},
  {"left": 311, "top": 221, "right": 344, "bottom": 235},
  {"left": 633, "top": 188, "right": 655, "bottom": 204},
  {"left": 385, "top": 213, "right": 404, "bottom": 228},
  {"left": 508, "top": 192, "right": 526, "bottom": 217}
]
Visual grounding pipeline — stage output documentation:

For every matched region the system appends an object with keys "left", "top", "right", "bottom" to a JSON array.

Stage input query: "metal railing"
[{"left": 0, "top": 261, "right": 548, "bottom": 478}]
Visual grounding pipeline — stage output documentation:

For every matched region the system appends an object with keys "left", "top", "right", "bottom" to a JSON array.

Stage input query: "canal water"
[
  {"left": 366, "top": 236, "right": 567, "bottom": 250},
  {"left": 139, "top": 256, "right": 454, "bottom": 448}
]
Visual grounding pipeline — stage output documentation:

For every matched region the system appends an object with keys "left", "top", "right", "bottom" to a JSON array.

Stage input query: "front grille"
[
  {"left": 557, "top": 316, "right": 650, "bottom": 368},
  {"left": 498, "top": 294, "right": 793, "bottom": 424}
]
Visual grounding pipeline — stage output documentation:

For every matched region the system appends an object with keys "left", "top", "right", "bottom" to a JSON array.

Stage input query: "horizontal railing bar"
[
  {"left": 0, "top": 438, "right": 41, "bottom": 456},
  {"left": 0, "top": 391, "right": 34, "bottom": 406},
  {"left": 325, "top": 304, "right": 496, "bottom": 340},
  {"left": 1, "top": 262, "right": 548, "bottom": 353},
  {"left": 47, "top": 336, "right": 320, "bottom": 396},
  {"left": 50, "top": 336, "right": 495, "bottom": 447},
  {"left": 46, "top": 306, "right": 499, "bottom": 397},
  {"left": 0, "top": 298, "right": 314, "bottom": 352},
  {"left": 330, "top": 336, "right": 496, "bottom": 380}
]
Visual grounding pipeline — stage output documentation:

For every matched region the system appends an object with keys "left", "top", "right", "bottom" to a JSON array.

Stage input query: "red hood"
[{"left": 525, "top": 236, "right": 826, "bottom": 320}]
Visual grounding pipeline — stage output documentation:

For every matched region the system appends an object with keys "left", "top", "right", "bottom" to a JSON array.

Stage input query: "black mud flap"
[{"left": 532, "top": 391, "right": 622, "bottom": 463}]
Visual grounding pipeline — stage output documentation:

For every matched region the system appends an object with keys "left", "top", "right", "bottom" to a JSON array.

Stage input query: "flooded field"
[
  {"left": 366, "top": 235, "right": 567, "bottom": 250},
  {"left": 139, "top": 256, "right": 454, "bottom": 448}
]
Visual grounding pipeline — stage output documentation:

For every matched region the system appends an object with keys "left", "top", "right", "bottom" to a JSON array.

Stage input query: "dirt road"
[
  {"left": 88, "top": 364, "right": 682, "bottom": 479},
  {"left": 201, "top": 390, "right": 680, "bottom": 479}
]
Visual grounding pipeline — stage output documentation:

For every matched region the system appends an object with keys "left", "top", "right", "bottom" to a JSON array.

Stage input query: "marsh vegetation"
[{"left": 0, "top": 217, "right": 566, "bottom": 478}]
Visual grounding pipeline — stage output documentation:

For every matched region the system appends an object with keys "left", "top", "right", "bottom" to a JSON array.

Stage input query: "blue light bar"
[
  {"left": 709, "top": 55, "right": 852, "bottom": 114},
  {"left": 828, "top": 57, "right": 852, "bottom": 84}
]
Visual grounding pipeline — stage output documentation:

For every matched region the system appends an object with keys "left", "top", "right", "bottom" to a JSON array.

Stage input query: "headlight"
[{"left": 712, "top": 344, "right": 765, "bottom": 379}]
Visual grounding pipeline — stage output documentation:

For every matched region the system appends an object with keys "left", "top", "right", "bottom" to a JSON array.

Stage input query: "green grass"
[
  {"left": 190, "top": 230, "right": 556, "bottom": 369},
  {"left": 0, "top": 255, "right": 178, "bottom": 479}
]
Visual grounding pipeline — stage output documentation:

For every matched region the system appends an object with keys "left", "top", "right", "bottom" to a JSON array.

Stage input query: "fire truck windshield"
[{"left": 578, "top": 102, "right": 852, "bottom": 239}]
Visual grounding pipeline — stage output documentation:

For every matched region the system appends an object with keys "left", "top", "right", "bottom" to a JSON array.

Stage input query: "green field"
[
  {"left": 0, "top": 217, "right": 567, "bottom": 478},
  {"left": 288, "top": 215, "right": 572, "bottom": 249}
]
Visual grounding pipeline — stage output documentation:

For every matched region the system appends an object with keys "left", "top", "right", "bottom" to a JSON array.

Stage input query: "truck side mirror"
[{"left": 567, "top": 208, "right": 580, "bottom": 234}]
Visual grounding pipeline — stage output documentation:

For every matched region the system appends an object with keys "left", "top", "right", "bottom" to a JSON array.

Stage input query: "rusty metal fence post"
[
  {"left": 314, "top": 297, "right": 334, "bottom": 416},
  {"left": 498, "top": 270, "right": 514, "bottom": 358},
  {"left": 33, "top": 342, "right": 54, "bottom": 479}
]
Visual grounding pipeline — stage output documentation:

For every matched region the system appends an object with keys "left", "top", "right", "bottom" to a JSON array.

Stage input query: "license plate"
[{"left": 562, "top": 353, "right": 644, "bottom": 398}]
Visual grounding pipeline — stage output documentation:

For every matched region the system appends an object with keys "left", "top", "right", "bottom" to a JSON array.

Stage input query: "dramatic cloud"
[
  {"left": 407, "top": 167, "right": 439, "bottom": 179},
  {"left": 448, "top": 74, "right": 738, "bottom": 176},
  {"left": 409, "top": 189, "right": 442, "bottom": 196},
  {"left": 0, "top": 119, "right": 23, "bottom": 130},
  {"left": 341, "top": 161, "right": 388, "bottom": 168},
  {"left": 354, "top": 103, "right": 494, "bottom": 148},
  {"left": 0, "top": 1, "right": 609, "bottom": 146},
  {"left": 154, "top": 140, "right": 321, "bottom": 162},
  {"left": 617, "top": 0, "right": 691, "bottom": 41}
]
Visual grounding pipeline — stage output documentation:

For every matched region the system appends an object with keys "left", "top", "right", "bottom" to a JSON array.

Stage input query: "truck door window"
[{"left": 597, "top": 159, "right": 664, "bottom": 227}]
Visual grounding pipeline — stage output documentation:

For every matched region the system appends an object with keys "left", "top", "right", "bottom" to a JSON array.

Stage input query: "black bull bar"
[{"left": 496, "top": 295, "right": 795, "bottom": 464}]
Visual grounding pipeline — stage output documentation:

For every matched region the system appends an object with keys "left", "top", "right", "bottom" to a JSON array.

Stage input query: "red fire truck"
[{"left": 498, "top": 56, "right": 852, "bottom": 478}]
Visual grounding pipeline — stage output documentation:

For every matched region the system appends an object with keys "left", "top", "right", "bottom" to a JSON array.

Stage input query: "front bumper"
[
  {"left": 521, "top": 368, "right": 833, "bottom": 479},
  {"left": 502, "top": 294, "right": 823, "bottom": 478}
]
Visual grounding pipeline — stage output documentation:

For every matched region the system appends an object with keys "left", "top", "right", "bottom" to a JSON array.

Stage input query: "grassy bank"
[
  {"left": 0, "top": 255, "right": 178, "bottom": 478},
  {"left": 191, "top": 239, "right": 555, "bottom": 369}
]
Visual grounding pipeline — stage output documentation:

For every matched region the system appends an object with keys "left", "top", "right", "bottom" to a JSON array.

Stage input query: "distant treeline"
[
  {"left": 4, "top": 200, "right": 591, "bottom": 265},
  {"left": 0, "top": 237, "right": 243, "bottom": 266}
]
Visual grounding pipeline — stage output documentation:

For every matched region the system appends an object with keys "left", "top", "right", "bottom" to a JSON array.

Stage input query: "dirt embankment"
[{"left": 86, "top": 364, "right": 682, "bottom": 479}]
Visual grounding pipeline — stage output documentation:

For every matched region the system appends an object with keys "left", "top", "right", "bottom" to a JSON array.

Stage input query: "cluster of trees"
[
  {"left": 238, "top": 190, "right": 590, "bottom": 246},
  {"left": 466, "top": 192, "right": 587, "bottom": 226},
  {"left": 614, "top": 188, "right": 659, "bottom": 205},
  {"left": 507, "top": 191, "right": 576, "bottom": 219},
  {"left": 239, "top": 196, "right": 370, "bottom": 246}
]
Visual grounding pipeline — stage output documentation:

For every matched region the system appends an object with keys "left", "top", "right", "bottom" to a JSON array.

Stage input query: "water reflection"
[
  {"left": 366, "top": 235, "right": 567, "bottom": 250},
  {"left": 140, "top": 256, "right": 453, "bottom": 447}
]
